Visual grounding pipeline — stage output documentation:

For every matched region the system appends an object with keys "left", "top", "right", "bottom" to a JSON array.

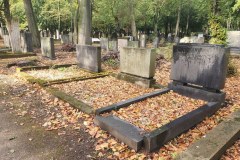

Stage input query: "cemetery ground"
[{"left": 0, "top": 41, "right": 239, "bottom": 159}]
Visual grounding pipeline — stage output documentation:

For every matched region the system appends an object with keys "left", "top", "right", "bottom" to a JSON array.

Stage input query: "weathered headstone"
[
  {"left": 41, "top": 37, "right": 55, "bottom": 60},
  {"left": 9, "top": 19, "right": 21, "bottom": 52},
  {"left": 180, "top": 37, "right": 191, "bottom": 43},
  {"left": 118, "top": 39, "right": 128, "bottom": 50},
  {"left": 61, "top": 34, "right": 70, "bottom": 44},
  {"left": 56, "top": 29, "right": 60, "bottom": 39},
  {"left": 170, "top": 44, "right": 229, "bottom": 90},
  {"left": 20, "top": 32, "right": 33, "bottom": 53},
  {"left": 174, "top": 37, "right": 180, "bottom": 44},
  {"left": 100, "top": 38, "right": 108, "bottom": 50},
  {"left": 0, "top": 27, "right": 3, "bottom": 38},
  {"left": 76, "top": 45, "right": 101, "bottom": 72},
  {"left": 128, "top": 41, "right": 139, "bottom": 48},
  {"left": 140, "top": 34, "right": 147, "bottom": 48},
  {"left": 118, "top": 47, "right": 156, "bottom": 87},
  {"left": 108, "top": 41, "right": 118, "bottom": 51},
  {"left": 69, "top": 32, "right": 74, "bottom": 44},
  {"left": 153, "top": 37, "right": 159, "bottom": 48},
  {"left": 227, "top": 31, "right": 240, "bottom": 48},
  {"left": 3, "top": 34, "right": 11, "bottom": 48}
]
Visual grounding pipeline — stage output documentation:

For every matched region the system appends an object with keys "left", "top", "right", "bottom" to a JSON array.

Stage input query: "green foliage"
[{"left": 208, "top": 15, "right": 227, "bottom": 45}]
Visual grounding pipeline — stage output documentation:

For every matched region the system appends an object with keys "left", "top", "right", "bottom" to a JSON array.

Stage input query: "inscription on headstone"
[{"left": 170, "top": 44, "right": 229, "bottom": 90}]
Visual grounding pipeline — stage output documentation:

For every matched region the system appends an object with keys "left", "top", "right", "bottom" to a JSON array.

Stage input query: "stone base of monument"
[{"left": 116, "top": 72, "right": 156, "bottom": 88}]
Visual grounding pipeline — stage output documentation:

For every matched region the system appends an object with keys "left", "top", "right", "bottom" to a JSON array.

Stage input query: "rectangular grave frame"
[
  {"left": 94, "top": 43, "right": 229, "bottom": 152},
  {"left": 17, "top": 64, "right": 111, "bottom": 87},
  {"left": 95, "top": 86, "right": 225, "bottom": 152},
  {"left": 0, "top": 52, "right": 36, "bottom": 59}
]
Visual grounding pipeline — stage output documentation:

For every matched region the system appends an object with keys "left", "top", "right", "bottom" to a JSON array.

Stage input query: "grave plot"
[
  {"left": 17, "top": 64, "right": 110, "bottom": 87},
  {"left": 52, "top": 76, "right": 155, "bottom": 110},
  {"left": 95, "top": 43, "right": 230, "bottom": 152},
  {"left": 103, "top": 91, "right": 206, "bottom": 132}
]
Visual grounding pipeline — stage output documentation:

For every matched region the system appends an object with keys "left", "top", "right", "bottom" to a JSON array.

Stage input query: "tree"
[{"left": 23, "top": 0, "right": 41, "bottom": 48}]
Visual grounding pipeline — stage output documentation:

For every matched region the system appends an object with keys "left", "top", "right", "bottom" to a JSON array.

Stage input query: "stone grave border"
[
  {"left": 0, "top": 51, "right": 36, "bottom": 59},
  {"left": 17, "top": 64, "right": 111, "bottom": 87},
  {"left": 94, "top": 44, "right": 229, "bottom": 152},
  {"left": 176, "top": 109, "right": 240, "bottom": 160},
  {"left": 95, "top": 87, "right": 225, "bottom": 152}
]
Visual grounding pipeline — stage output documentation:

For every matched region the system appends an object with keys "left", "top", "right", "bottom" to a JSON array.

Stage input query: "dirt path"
[{"left": 0, "top": 74, "right": 101, "bottom": 160}]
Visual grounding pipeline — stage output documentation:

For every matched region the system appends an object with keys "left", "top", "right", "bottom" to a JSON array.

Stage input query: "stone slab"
[
  {"left": 100, "top": 38, "right": 108, "bottom": 50},
  {"left": 94, "top": 115, "right": 144, "bottom": 151},
  {"left": 20, "top": 32, "right": 33, "bottom": 53},
  {"left": 41, "top": 37, "right": 55, "bottom": 60},
  {"left": 95, "top": 88, "right": 170, "bottom": 115},
  {"left": 61, "top": 34, "right": 70, "bottom": 44},
  {"left": 118, "top": 39, "right": 128, "bottom": 50},
  {"left": 227, "top": 31, "right": 240, "bottom": 48},
  {"left": 120, "top": 47, "right": 156, "bottom": 78},
  {"left": 76, "top": 45, "right": 101, "bottom": 73},
  {"left": 171, "top": 44, "right": 230, "bottom": 90},
  {"left": 176, "top": 110, "right": 240, "bottom": 160},
  {"left": 140, "top": 34, "right": 147, "bottom": 48},
  {"left": 144, "top": 102, "right": 222, "bottom": 152},
  {"left": 108, "top": 41, "right": 118, "bottom": 51},
  {"left": 168, "top": 82, "right": 226, "bottom": 103},
  {"left": 116, "top": 72, "right": 156, "bottom": 88},
  {"left": 128, "top": 41, "right": 139, "bottom": 48},
  {"left": 46, "top": 87, "right": 94, "bottom": 114}
]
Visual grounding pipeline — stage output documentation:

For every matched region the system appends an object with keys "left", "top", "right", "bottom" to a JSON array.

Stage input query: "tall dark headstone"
[
  {"left": 20, "top": 32, "right": 33, "bottom": 53},
  {"left": 170, "top": 44, "right": 230, "bottom": 90}
]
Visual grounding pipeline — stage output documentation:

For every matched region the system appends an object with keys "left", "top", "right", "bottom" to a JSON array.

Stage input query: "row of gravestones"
[{"left": 0, "top": 27, "right": 33, "bottom": 53}]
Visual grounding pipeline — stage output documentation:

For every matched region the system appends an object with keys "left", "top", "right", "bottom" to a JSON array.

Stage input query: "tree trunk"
[
  {"left": 3, "top": 0, "right": 21, "bottom": 52},
  {"left": 23, "top": 0, "right": 41, "bottom": 48},
  {"left": 130, "top": 0, "right": 137, "bottom": 40},
  {"left": 74, "top": 4, "right": 79, "bottom": 44},
  {"left": 78, "top": 0, "right": 92, "bottom": 45},
  {"left": 175, "top": 2, "right": 182, "bottom": 38}
]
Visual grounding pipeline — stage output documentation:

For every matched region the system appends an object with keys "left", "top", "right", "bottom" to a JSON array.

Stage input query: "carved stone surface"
[{"left": 170, "top": 44, "right": 230, "bottom": 90}]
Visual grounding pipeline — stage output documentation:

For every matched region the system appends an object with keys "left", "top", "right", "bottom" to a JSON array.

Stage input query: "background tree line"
[{"left": 1, "top": 0, "right": 240, "bottom": 47}]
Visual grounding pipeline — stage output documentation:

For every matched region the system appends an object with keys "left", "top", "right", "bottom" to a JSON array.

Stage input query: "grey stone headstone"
[
  {"left": 174, "top": 37, "right": 180, "bottom": 44},
  {"left": 118, "top": 39, "right": 128, "bottom": 50},
  {"left": 61, "top": 34, "right": 70, "bottom": 44},
  {"left": 100, "top": 38, "right": 108, "bottom": 50},
  {"left": 170, "top": 44, "right": 230, "bottom": 90},
  {"left": 41, "top": 37, "right": 55, "bottom": 60},
  {"left": 153, "top": 37, "right": 159, "bottom": 48},
  {"left": 3, "top": 34, "right": 11, "bottom": 48},
  {"left": 140, "top": 34, "right": 147, "bottom": 48},
  {"left": 120, "top": 47, "right": 156, "bottom": 78},
  {"left": 128, "top": 41, "right": 139, "bottom": 48},
  {"left": 227, "top": 31, "right": 240, "bottom": 48},
  {"left": 108, "top": 41, "right": 118, "bottom": 51},
  {"left": 76, "top": 45, "right": 101, "bottom": 73},
  {"left": 20, "top": 32, "right": 33, "bottom": 53},
  {"left": 69, "top": 32, "right": 73, "bottom": 44}
]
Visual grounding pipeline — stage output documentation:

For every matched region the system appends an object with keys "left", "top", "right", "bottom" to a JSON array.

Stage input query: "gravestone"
[
  {"left": 128, "top": 41, "right": 139, "bottom": 48},
  {"left": 140, "top": 34, "right": 147, "bottom": 48},
  {"left": 61, "top": 34, "right": 70, "bottom": 44},
  {"left": 174, "top": 37, "right": 180, "bottom": 44},
  {"left": 108, "top": 41, "right": 118, "bottom": 51},
  {"left": 118, "top": 47, "right": 156, "bottom": 87},
  {"left": 118, "top": 39, "right": 128, "bottom": 50},
  {"left": 227, "top": 31, "right": 240, "bottom": 48},
  {"left": 9, "top": 20, "right": 21, "bottom": 52},
  {"left": 41, "top": 37, "right": 55, "bottom": 60},
  {"left": 56, "top": 29, "right": 60, "bottom": 39},
  {"left": 69, "top": 32, "right": 73, "bottom": 44},
  {"left": 170, "top": 44, "right": 229, "bottom": 90},
  {"left": 76, "top": 45, "right": 101, "bottom": 72},
  {"left": 100, "top": 38, "right": 108, "bottom": 50},
  {"left": 3, "top": 34, "right": 11, "bottom": 48},
  {"left": 153, "top": 37, "right": 159, "bottom": 48},
  {"left": 0, "top": 27, "right": 3, "bottom": 38},
  {"left": 180, "top": 37, "right": 191, "bottom": 43},
  {"left": 20, "top": 32, "right": 33, "bottom": 53}
]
